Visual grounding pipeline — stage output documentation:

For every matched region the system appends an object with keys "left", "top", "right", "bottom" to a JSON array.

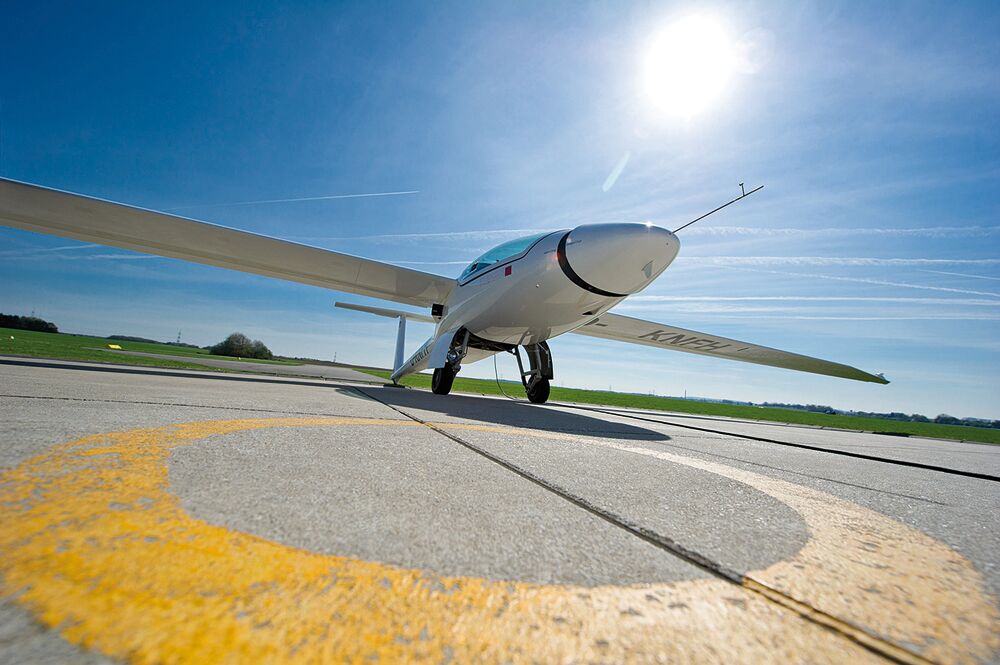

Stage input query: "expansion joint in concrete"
[{"left": 351, "top": 386, "right": 937, "bottom": 665}]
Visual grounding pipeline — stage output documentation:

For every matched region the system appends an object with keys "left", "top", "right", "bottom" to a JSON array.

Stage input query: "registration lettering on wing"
[{"left": 638, "top": 329, "right": 731, "bottom": 353}]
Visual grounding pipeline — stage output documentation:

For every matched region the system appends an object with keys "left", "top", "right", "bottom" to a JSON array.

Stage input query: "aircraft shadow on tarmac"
[
  {"left": 0, "top": 358, "right": 666, "bottom": 442},
  {"left": 340, "top": 385, "right": 670, "bottom": 442}
]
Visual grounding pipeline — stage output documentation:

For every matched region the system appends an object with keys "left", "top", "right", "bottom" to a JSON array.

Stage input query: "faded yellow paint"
[
  {"left": 443, "top": 423, "right": 1000, "bottom": 664},
  {"left": 0, "top": 417, "right": 996, "bottom": 664}
]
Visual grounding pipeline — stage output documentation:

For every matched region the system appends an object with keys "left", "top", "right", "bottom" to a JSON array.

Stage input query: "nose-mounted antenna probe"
[{"left": 673, "top": 182, "right": 763, "bottom": 234}]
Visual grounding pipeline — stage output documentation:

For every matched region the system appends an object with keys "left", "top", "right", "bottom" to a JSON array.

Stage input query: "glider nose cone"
[{"left": 559, "top": 223, "right": 678, "bottom": 296}]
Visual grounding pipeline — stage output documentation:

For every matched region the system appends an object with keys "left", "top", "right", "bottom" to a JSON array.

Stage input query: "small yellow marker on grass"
[{"left": 107, "top": 344, "right": 122, "bottom": 350}]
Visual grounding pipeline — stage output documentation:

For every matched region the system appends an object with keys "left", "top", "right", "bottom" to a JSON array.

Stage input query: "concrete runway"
[{"left": 1, "top": 357, "right": 998, "bottom": 664}]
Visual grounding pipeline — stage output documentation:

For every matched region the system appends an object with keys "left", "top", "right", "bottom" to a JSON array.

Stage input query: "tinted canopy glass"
[{"left": 459, "top": 232, "right": 551, "bottom": 280}]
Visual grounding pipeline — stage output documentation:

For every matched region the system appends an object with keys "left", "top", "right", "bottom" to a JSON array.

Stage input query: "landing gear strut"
[
  {"left": 431, "top": 330, "right": 469, "bottom": 396},
  {"left": 513, "top": 341, "right": 553, "bottom": 404}
]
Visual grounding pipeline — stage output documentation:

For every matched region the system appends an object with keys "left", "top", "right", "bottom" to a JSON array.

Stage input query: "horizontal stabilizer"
[{"left": 335, "top": 301, "right": 436, "bottom": 323}]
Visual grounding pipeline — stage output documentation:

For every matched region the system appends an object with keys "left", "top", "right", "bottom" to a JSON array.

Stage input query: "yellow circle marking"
[{"left": 0, "top": 418, "right": 996, "bottom": 664}]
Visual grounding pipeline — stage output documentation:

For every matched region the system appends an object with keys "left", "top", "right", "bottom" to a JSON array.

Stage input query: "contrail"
[
  {"left": 919, "top": 269, "right": 1000, "bottom": 282},
  {"left": 627, "top": 295, "right": 1000, "bottom": 305},
  {"left": 720, "top": 266, "right": 1000, "bottom": 298},
  {"left": 296, "top": 229, "right": 544, "bottom": 243},
  {"left": 615, "top": 306, "right": 1000, "bottom": 321},
  {"left": 681, "top": 225, "right": 1000, "bottom": 238},
  {"left": 0, "top": 243, "right": 100, "bottom": 257},
  {"left": 678, "top": 256, "right": 1000, "bottom": 267},
  {"left": 165, "top": 190, "right": 419, "bottom": 211},
  {"left": 72, "top": 254, "right": 162, "bottom": 261},
  {"left": 725, "top": 315, "right": 1000, "bottom": 321},
  {"left": 5, "top": 251, "right": 161, "bottom": 261},
  {"left": 383, "top": 260, "right": 471, "bottom": 266}
]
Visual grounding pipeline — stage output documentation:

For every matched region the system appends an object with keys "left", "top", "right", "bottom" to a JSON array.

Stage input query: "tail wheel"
[
  {"left": 526, "top": 378, "right": 550, "bottom": 404},
  {"left": 431, "top": 365, "right": 456, "bottom": 395}
]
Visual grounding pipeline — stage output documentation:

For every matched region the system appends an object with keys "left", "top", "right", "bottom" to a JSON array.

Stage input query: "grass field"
[
  {"left": 0, "top": 327, "right": 301, "bottom": 372},
  {"left": 361, "top": 369, "right": 1000, "bottom": 445}
]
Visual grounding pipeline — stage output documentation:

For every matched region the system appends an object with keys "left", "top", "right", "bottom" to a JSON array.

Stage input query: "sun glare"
[{"left": 642, "top": 15, "right": 734, "bottom": 119}]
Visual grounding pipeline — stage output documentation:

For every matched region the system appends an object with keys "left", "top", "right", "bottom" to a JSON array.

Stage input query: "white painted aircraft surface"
[{"left": 0, "top": 178, "right": 888, "bottom": 403}]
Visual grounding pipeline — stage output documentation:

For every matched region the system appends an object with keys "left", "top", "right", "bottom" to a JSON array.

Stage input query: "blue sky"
[{"left": 1, "top": 1, "right": 998, "bottom": 418}]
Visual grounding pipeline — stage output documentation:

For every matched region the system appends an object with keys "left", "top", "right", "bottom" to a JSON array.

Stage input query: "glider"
[{"left": 0, "top": 177, "right": 888, "bottom": 403}]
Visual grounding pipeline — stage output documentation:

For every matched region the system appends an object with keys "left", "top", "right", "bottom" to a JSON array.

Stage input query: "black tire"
[
  {"left": 526, "top": 378, "right": 550, "bottom": 404},
  {"left": 431, "top": 365, "right": 456, "bottom": 395}
]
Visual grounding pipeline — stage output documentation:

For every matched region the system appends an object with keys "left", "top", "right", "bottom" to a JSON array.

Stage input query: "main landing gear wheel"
[
  {"left": 526, "top": 377, "right": 550, "bottom": 404},
  {"left": 512, "top": 340, "right": 554, "bottom": 405},
  {"left": 431, "top": 365, "right": 456, "bottom": 395}
]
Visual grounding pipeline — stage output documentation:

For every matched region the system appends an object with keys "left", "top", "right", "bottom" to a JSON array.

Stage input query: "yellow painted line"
[{"left": 0, "top": 417, "right": 995, "bottom": 664}]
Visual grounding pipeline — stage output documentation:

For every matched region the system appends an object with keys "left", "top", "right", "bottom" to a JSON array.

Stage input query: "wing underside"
[
  {"left": 0, "top": 178, "right": 454, "bottom": 308},
  {"left": 572, "top": 312, "right": 888, "bottom": 384}
]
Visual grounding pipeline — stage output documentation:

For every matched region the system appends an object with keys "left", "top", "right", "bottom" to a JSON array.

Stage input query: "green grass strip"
[
  {"left": 0, "top": 327, "right": 299, "bottom": 371},
  {"left": 361, "top": 369, "right": 1000, "bottom": 445},
  {"left": 3, "top": 327, "right": 994, "bottom": 444}
]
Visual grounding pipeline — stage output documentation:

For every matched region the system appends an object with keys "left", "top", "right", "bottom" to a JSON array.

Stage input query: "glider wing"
[
  {"left": 572, "top": 312, "right": 888, "bottom": 383},
  {"left": 0, "top": 178, "right": 454, "bottom": 308}
]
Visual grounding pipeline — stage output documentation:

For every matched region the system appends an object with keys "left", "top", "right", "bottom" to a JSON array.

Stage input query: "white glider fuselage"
[{"left": 392, "top": 223, "right": 680, "bottom": 381}]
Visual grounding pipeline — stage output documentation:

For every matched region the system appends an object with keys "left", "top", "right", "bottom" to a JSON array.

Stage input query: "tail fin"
[{"left": 334, "top": 302, "right": 435, "bottom": 374}]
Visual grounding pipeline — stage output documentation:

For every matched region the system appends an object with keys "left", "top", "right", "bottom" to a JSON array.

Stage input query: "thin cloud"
[
  {"left": 722, "top": 266, "right": 1000, "bottom": 298},
  {"left": 749, "top": 315, "right": 1000, "bottom": 321},
  {"left": 165, "top": 190, "right": 419, "bottom": 211},
  {"left": 296, "top": 229, "right": 547, "bottom": 243},
  {"left": 616, "top": 302, "right": 1000, "bottom": 320},
  {"left": 5, "top": 251, "right": 161, "bottom": 261},
  {"left": 681, "top": 225, "right": 1000, "bottom": 238},
  {"left": 54, "top": 253, "right": 159, "bottom": 261},
  {"left": 0, "top": 243, "right": 101, "bottom": 257},
  {"left": 679, "top": 256, "right": 1000, "bottom": 267},
  {"left": 78, "top": 254, "right": 162, "bottom": 261},
  {"left": 735, "top": 315, "right": 1000, "bottom": 321},
  {"left": 919, "top": 269, "right": 1000, "bottom": 282},
  {"left": 618, "top": 303, "right": 829, "bottom": 314},
  {"left": 628, "top": 295, "right": 1000, "bottom": 306}
]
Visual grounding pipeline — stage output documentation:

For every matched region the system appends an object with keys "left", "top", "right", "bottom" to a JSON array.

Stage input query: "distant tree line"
[
  {"left": 107, "top": 334, "right": 200, "bottom": 348},
  {"left": 107, "top": 334, "right": 159, "bottom": 343},
  {"left": 761, "top": 402, "right": 1000, "bottom": 430},
  {"left": 760, "top": 402, "right": 839, "bottom": 415},
  {"left": 209, "top": 332, "right": 273, "bottom": 360},
  {"left": 0, "top": 313, "right": 58, "bottom": 333}
]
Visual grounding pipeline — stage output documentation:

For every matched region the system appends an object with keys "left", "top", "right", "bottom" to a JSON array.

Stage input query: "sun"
[{"left": 642, "top": 15, "right": 734, "bottom": 119}]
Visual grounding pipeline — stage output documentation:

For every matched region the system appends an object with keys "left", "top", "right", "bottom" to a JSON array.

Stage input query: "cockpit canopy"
[{"left": 459, "top": 232, "right": 553, "bottom": 281}]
